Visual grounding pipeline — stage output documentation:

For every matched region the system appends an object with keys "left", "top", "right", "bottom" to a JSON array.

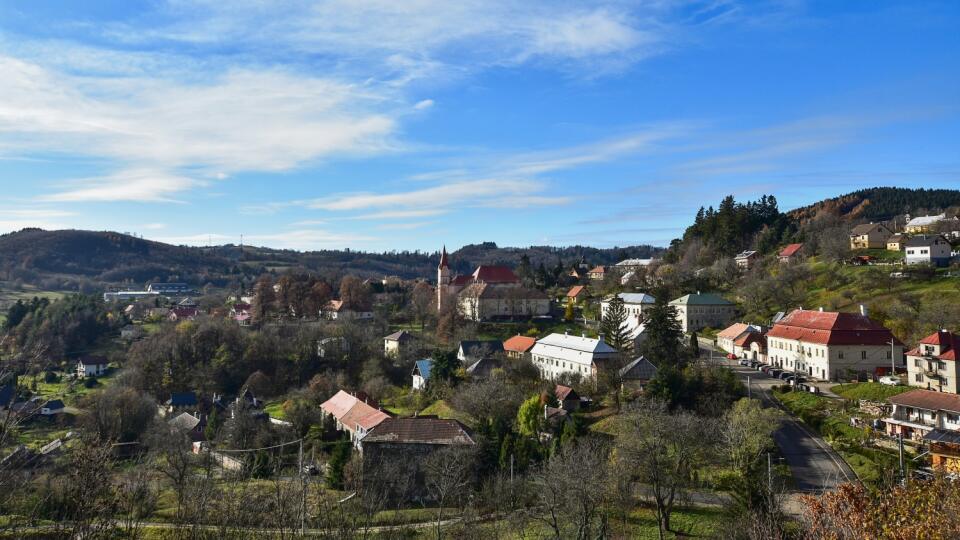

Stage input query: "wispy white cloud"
[
  {"left": 40, "top": 169, "right": 199, "bottom": 203},
  {"left": 413, "top": 99, "right": 435, "bottom": 110}
]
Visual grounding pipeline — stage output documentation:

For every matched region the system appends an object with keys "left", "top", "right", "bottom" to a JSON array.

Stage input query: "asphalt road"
[{"left": 726, "top": 360, "right": 857, "bottom": 492}]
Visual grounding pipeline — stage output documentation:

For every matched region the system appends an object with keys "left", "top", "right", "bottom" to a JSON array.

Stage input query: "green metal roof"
[{"left": 669, "top": 293, "right": 733, "bottom": 306}]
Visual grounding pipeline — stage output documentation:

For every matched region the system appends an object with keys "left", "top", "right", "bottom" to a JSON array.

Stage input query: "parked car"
[
  {"left": 879, "top": 376, "right": 902, "bottom": 386},
  {"left": 726, "top": 353, "right": 737, "bottom": 360},
  {"left": 769, "top": 369, "right": 782, "bottom": 378},
  {"left": 778, "top": 371, "right": 792, "bottom": 380}
]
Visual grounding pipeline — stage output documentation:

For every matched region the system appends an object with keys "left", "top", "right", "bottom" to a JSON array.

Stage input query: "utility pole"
[
  {"left": 888, "top": 339, "right": 898, "bottom": 378},
  {"left": 299, "top": 439, "right": 306, "bottom": 536},
  {"left": 767, "top": 452, "right": 773, "bottom": 494},
  {"left": 898, "top": 433, "right": 906, "bottom": 486}
]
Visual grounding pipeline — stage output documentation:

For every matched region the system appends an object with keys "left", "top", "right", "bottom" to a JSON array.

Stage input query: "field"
[{"left": 0, "top": 282, "right": 66, "bottom": 325}]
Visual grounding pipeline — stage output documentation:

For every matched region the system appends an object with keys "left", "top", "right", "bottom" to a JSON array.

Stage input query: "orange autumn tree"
[{"left": 801, "top": 476, "right": 960, "bottom": 540}]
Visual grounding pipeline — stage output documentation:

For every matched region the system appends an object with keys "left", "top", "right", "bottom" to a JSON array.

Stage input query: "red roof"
[
  {"left": 321, "top": 390, "right": 390, "bottom": 432},
  {"left": 735, "top": 332, "right": 766, "bottom": 350},
  {"left": 588, "top": 266, "right": 606, "bottom": 274},
  {"left": 450, "top": 275, "right": 473, "bottom": 286},
  {"left": 889, "top": 389, "right": 960, "bottom": 413},
  {"left": 503, "top": 335, "right": 536, "bottom": 353},
  {"left": 566, "top": 285, "right": 586, "bottom": 298},
  {"left": 766, "top": 309, "right": 902, "bottom": 346},
  {"left": 320, "top": 390, "right": 357, "bottom": 420},
  {"left": 779, "top": 243, "right": 803, "bottom": 258},
  {"left": 555, "top": 384, "right": 577, "bottom": 401},
  {"left": 472, "top": 265, "right": 519, "bottom": 284},
  {"left": 717, "top": 323, "right": 753, "bottom": 340},
  {"left": 907, "top": 330, "right": 959, "bottom": 361}
]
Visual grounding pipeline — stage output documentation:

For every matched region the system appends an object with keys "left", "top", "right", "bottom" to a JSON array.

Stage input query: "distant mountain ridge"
[{"left": 0, "top": 229, "right": 661, "bottom": 291}]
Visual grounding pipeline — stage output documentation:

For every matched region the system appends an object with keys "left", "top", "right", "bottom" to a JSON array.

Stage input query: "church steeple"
[{"left": 439, "top": 245, "right": 449, "bottom": 269}]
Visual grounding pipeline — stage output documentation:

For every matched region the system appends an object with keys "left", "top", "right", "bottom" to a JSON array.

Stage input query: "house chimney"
[{"left": 859, "top": 304, "right": 868, "bottom": 317}]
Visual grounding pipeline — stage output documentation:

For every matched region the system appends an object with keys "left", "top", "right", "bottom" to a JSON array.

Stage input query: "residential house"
[
  {"left": 412, "top": 359, "right": 432, "bottom": 391},
  {"left": 601, "top": 293, "right": 655, "bottom": 326},
  {"left": 922, "top": 429, "right": 960, "bottom": 470},
  {"left": 849, "top": 223, "right": 893, "bottom": 249},
  {"left": 457, "top": 340, "right": 504, "bottom": 364},
  {"left": 735, "top": 332, "right": 768, "bottom": 362},
  {"left": 778, "top": 243, "right": 803, "bottom": 263},
  {"left": 716, "top": 323, "right": 764, "bottom": 355},
  {"left": 765, "top": 307, "right": 903, "bottom": 381},
  {"left": 120, "top": 325, "right": 143, "bottom": 340},
  {"left": 906, "top": 330, "right": 959, "bottom": 394},
  {"left": 168, "top": 306, "right": 199, "bottom": 322},
  {"left": 436, "top": 247, "right": 549, "bottom": 321},
  {"left": 464, "top": 356, "right": 501, "bottom": 379},
  {"left": 905, "top": 213, "right": 952, "bottom": 234},
  {"left": 76, "top": 355, "right": 109, "bottom": 378},
  {"left": 165, "top": 392, "right": 198, "bottom": 415},
  {"left": 619, "top": 356, "right": 658, "bottom": 389},
  {"left": 383, "top": 330, "right": 415, "bottom": 358},
  {"left": 883, "top": 389, "right": 960, "bottom": 441},
  {"left": 530, "top": 332, "right": 618, "bottom": 380},
  {"left": 905, "top": 235, "right": 953, "bottom": 267},
  {"left": 40, "top": 399, "right": 64, "bottom": 416},
  {"left": 669, "top": 292, "right": 736, "bottom": 333},
  {"left": 565, "top": 285, "right": 587, "bottom": 302},
  {"left": 231, "top": 302, "right": 252, "bottom": 326},
  {"left": 734, "top": 250, "right": 760, "bottom": 270},
  {"left": 614, "top": 258, "right": 655, "bottom": 272},
  {"left": 886, "top": 234, "right": 907, "bottom": 251},
  {"left": 320, "top": 390, "right": 391, "bottom": 445},
  {"left": 587, "top": 266, "right": 606, "bottom": 280},
  {"left": 317, "top": 337, "right": 350, "bottom": 359},
  {"left": 168, "top": 412, "right": 205, "bottom": 441},
  {"left": 321, "top": 300, "right": 374, "bottom": 321},
  {"left": 359, "top": 418, "right": 475, "bottom": 498},
  {"left": 502, "top": 335, "right": 536, "bottom": 361},
  {"left": 554, "top": 385, "right": 580, "bottom": 411}
]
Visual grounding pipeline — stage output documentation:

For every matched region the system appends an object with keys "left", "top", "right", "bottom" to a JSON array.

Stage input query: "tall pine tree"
[
  {"left": 639, "top": 300, "right": 685, "bottom": 368},
  {"left": 600, "top": 294, "right": 630, "bottom": 352}
]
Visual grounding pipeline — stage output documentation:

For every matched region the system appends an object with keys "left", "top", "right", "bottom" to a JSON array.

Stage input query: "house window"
[
  {"left": 838, "top": 351, "right": 844, "bottom": 360},
  {"left": 915, "top": 373, "right": 923, "bottom": 382},
  {"left": 861, "top": 351, "right": 867, "bottom": 360},
  {"left": 915, "top": 359, "right": 922, "bottom": 367},
  {"left": 886, "top": 351, "right": 891, "bottom": 359}
]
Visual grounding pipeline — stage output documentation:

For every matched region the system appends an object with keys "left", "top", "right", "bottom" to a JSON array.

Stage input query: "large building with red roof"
[
  {"left": 436, "top": 246, "right": 550, "bottom": 321},
  {"left": 765, "top": 307, "right": 903, "bottom": 381},
  {"left": 906, "top": 329, "right": 960, "bottom": 394},
  {"left": 320, "top": 390, "right": 391, "bottom": 445}
]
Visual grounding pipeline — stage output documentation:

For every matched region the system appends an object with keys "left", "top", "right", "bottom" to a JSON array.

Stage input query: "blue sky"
[{"left": 0, "top": 1, "right": 957, "bottom": 252}]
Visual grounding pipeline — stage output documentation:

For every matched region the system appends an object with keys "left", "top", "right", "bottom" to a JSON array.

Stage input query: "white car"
[{"left": 879, "top": 376, "right": 902, "bottom": 386}]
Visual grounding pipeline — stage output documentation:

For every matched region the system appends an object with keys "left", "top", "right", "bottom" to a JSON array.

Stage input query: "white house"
[
  {"left": 906, "top": 329, "right": 959, "bottom": 394},
  {"left": 883, "top": 389, "right": 960, "bottom": 441},
  {"left": 412, "top": 359, "right": 432, "bottom": 391},
  {"left": 904, "top": 235, "right": 952, "bottom": 267},
  {"left": 765, "top": 307, "right": 903, "bottom": 381},
  {"left": 530, "top": 332, "right": 618, "bottom": 380},
  {"left": 716, "top": 323, "right": 765, "bottom": 355},
  {"left": 321, "top": 300, "right": 374, "bottom": 321},
  {"left": 76, "top": 355, "right": 109, "bottom": 378},
  {"left": 601, "top": 293, "right": 655, "bottom": 325},
  {"left": 383, "top": 330, "right": 414, "bottom": 358}
]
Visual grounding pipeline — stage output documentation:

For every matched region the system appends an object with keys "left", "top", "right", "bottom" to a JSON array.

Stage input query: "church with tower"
[{"left": 436, "top": 246, "right": 550, "bottom": 321}]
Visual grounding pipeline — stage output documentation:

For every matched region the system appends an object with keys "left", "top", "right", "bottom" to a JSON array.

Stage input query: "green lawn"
[
  {"left": 263, "top": 400, "right": 286, "bottom": 420},
  {"left": 418, "top": 399, "right": 473, "bottom": 424},
  {"left": 28, "top": 369, "right": 117, "bottom": 406},
  {"left": 831, "top": 382, "right": 913, "bottom": 401}
]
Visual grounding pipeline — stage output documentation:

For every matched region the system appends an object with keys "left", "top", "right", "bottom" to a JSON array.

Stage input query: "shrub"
[
  {"left": 83, "top": 376, "right": 98, "bottom": 389},
  {"left": 43, "top": 371, "right": 59, "bottom": 384}
]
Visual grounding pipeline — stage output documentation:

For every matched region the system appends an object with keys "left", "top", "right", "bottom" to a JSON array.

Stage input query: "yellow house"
[{"left": 849, "top": 223, "right": 893, "bottom": 249}]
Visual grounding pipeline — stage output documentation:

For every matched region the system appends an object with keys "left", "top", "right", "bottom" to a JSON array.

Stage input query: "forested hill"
[
  {"left": 667, "top": 187, "right": 960, "bottom": 262},
  {"left": 787, "top": 187, "right": 960, "bottom": 223},
  {"left": 0, "top": 229, "right": 661, "bottom": 291}
]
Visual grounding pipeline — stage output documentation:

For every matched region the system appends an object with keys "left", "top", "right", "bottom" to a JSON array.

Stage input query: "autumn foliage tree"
[{"left": 801, "top": 476, "right": 960, "bottom": 540}]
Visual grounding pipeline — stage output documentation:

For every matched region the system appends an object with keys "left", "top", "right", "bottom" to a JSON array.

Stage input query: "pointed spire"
[{"left": 439, "top": 245, "right": 449, "bottom": 269}]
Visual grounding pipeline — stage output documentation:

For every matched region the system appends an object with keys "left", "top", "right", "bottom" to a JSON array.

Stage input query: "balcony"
[{"left": 925, "top": 370, "right": 943, "bottom": 380}]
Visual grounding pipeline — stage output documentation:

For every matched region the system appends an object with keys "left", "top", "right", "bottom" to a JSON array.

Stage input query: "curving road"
[{"left": 701, "top": 344, "right": 856, "bottom": 493}]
